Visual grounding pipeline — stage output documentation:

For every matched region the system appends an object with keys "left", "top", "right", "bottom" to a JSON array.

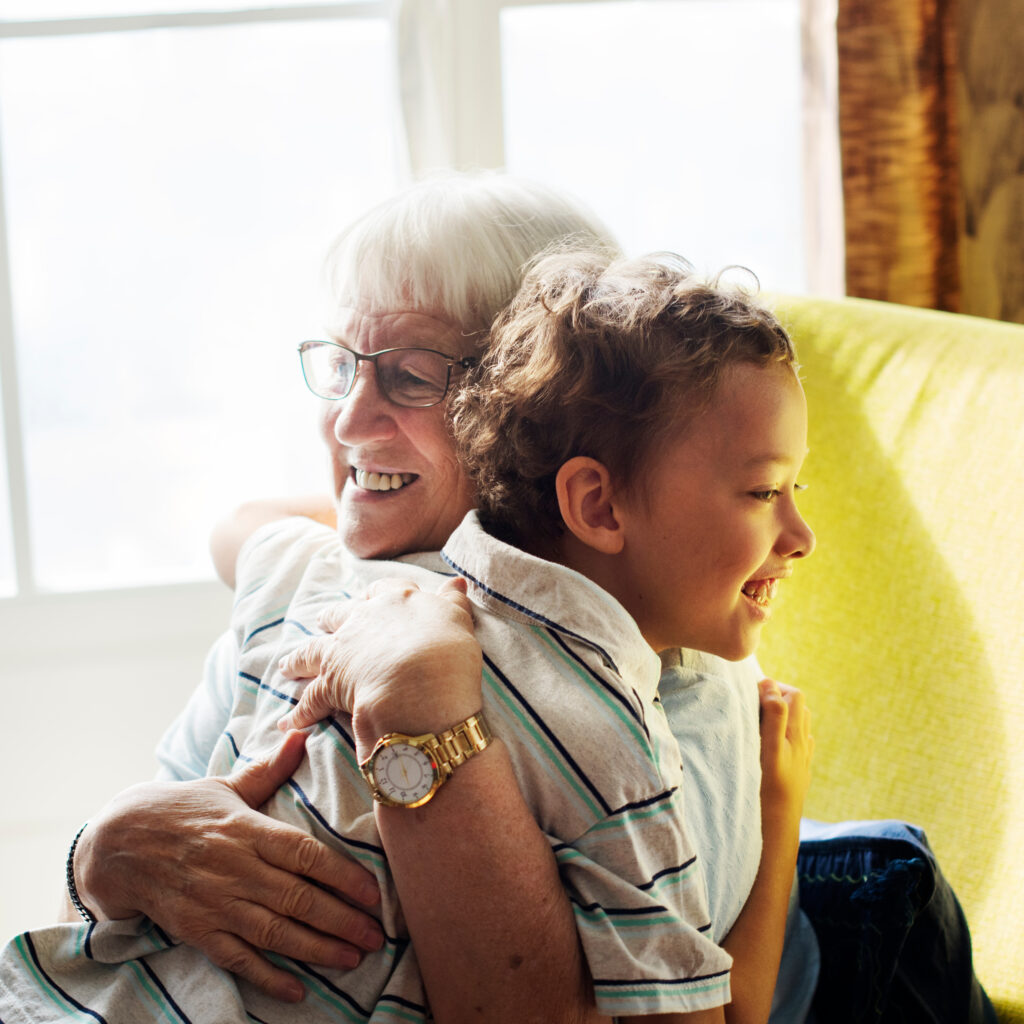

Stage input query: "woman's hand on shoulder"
[
  {"left": 73, "top": 731, "right": 382, "bottom": 1003},
  {"left": 278, "top": 576, "right": 483, "bottom": 757}
]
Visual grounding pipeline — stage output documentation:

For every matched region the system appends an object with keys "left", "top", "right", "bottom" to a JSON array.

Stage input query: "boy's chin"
[{"left": 707, "top": 633, "right": 761, "bottom": 663}]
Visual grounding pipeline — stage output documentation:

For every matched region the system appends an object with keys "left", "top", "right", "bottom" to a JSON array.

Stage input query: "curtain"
[
  {"left": 957, "top": 0, "right": 1024, "bottom": 323},
  {"left": 837, "top": 0, "right": 1024, "bottom": 323},
  {"left": 389, "top": 0, "right": 504, "bottom": 177},
  {"left": 836, "top": 0, "right": 962, "bottom": 313}
]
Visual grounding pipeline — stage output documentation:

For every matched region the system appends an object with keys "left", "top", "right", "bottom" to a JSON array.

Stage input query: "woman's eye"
[{"left": 397, "top": 368, "right": 431, "bottom": 387}]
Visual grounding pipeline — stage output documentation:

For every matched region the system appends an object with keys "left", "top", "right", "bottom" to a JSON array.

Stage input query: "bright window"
[
  {"left": 0, "top": 1, "right": 371, "bottom": 16},
  {"left": 501, "top": 0, "right": 805, "bottom": 291},
  {"left": 0, "top": 409, "right": 12, "bottom": 596},
  {"left": 0, "top": 8, "right": 396, "bottom": 592},
  {"left": 0, "top": 0, "right": 834, "bottom": 598}
]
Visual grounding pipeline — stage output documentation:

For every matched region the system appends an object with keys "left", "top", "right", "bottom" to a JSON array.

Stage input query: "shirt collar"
[
  {"left": 441, "top": 511, "right": 662, "bottom": 699},
  {"left": 338, "top": 545, "right": 449, "bottom": 592}
]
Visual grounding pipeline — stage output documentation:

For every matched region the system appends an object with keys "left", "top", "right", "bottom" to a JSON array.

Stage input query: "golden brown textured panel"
[
  {"left": 958, "top": 0, "right": 1024, "bottom": 324},
  {"left": 838, "top": 0, "right": 962, "bottom": 311}
]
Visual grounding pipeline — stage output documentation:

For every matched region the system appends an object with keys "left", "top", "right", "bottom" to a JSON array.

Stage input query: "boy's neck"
[{"left": 535, "top": 532, "right": 656, "bottom": 652}]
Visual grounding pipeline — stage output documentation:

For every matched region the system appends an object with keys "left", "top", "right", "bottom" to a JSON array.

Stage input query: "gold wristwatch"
[{"left": 359, "top": 712, "right": 492, "bottom": 808}]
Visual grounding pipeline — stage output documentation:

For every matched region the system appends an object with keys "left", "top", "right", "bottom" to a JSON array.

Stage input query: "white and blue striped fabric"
[{"left": 0, "top": 511, "right": 732, "bottom": 1021}]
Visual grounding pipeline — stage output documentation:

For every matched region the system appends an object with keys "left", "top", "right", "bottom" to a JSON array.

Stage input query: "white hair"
[{"left": 325, "top": 171, "right": 621, "bottom": 344}]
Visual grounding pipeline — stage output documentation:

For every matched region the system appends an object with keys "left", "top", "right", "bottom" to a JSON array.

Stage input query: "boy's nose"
[{"left": 786, "top": 510, "right": 816, "bottom": 560}]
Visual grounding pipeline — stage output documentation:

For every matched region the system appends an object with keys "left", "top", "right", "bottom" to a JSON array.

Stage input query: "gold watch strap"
[{"left": 423, "top": 712, "right": 492, "bottom": 779}]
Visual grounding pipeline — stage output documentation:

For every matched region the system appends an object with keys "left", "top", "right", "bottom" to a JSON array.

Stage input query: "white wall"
[{"left": 0, "top": 581, "right": 232, "bottom": 940}]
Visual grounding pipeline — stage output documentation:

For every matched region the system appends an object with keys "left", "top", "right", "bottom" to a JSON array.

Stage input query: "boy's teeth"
[
  {"left": 742, "top": 579, "right": 778, "bottom": 605},
  {"left": 355, "top": 469, "right": 415, "bottom": 492}
]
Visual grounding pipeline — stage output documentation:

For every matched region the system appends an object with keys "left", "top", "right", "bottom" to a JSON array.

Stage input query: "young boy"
[
  {"left": 0, "top": 252, "right": 813, "bottom": 1022},
  {"left": 278, "top": 250, "right": 815, "bottom": 1020}
]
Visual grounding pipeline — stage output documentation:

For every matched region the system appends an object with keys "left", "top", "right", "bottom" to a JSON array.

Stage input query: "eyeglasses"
[{"left": 298, "top": 340, "right": 478, "bottom": 409}]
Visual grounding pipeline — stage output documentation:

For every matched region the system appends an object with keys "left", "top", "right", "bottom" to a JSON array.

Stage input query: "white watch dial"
[{"left": 372, "top": 742, "right": 437, "bottom": 805}]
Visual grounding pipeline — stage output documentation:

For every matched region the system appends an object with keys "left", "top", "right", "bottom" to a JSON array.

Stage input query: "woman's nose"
[{"left": 330, "top": 363, "right": 397, "bottom": 445}]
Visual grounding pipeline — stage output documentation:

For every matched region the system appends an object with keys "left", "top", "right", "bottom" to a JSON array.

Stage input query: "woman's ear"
[{"left": 555, "top": 457, "right": 625, "bottom": 555}]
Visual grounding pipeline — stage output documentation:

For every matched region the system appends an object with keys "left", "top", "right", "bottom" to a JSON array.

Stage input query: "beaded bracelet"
[{"left": 66, "top": 822, "right": 97, "bottom": 924}]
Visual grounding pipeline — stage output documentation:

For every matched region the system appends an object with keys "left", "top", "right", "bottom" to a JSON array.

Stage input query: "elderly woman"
[{"left": 60, "top": 174, "right": 721, "bottom": 1020}]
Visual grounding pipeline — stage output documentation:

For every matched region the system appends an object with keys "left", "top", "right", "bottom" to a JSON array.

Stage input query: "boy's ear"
[{"left": 555, "top": 456, "right": 625, "bottom": 555}]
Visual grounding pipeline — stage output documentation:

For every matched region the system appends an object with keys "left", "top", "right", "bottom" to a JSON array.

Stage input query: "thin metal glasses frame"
[{"left": 297, "top": 339, "right": 478, "bottom": 408}]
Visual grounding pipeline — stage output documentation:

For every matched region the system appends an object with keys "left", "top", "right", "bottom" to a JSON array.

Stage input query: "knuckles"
[{"left": 288, "top": 834, "right": 328, "bottom": 879}]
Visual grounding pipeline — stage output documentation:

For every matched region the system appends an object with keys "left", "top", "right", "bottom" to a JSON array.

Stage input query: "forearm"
[
  {"left": 57, "top": 886, "right": 79, "bottom": 923},
  {"left": 292, "top": 580, "right": 602, "bottom": 1021},
  {"left": 378, "top": 741, "right": 602, "bottom": 1024},
  {"left": 719, "top": 811, "right": 801, "bottom": 1024},
  {"left": 210, "top": 494, "right": 336, "bottom": 587},
  {"left": 622, "top": 1011, "right": 725, "bottom": 1024}
]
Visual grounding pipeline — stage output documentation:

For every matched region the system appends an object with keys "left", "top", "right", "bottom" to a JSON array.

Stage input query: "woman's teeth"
[
  {"left": 354, "top": 469, "right": 416, "bottom": 492},
  {"left": 742, "top": 579, "right": 778, "bottom": 606}
]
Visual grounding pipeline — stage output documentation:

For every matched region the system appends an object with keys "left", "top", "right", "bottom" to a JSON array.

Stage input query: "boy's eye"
[{"left": 750, "top": 483, "right": 807, "bottom": 503}]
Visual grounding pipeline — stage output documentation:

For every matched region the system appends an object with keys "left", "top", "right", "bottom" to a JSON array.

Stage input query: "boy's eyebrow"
[{"left": 742, "top": 449, "right": 810, "bottom": 470}]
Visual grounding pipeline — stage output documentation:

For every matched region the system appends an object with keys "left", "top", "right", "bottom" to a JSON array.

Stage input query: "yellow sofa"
[{"left": 762, "top": 296, "right": 1024, "bottom": 1021}]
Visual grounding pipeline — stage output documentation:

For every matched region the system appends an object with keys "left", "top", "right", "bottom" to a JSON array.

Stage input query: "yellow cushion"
[{"left": 761, "top": 295, "right": 1024, "bottom": 1021}]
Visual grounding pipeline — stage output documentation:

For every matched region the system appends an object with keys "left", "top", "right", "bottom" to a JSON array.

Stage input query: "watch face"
[{"left": 371, "top": 741, "right": 438, "bottom": 806}]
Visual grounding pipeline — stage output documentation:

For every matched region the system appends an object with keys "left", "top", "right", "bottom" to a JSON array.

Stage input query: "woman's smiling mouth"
[{"left": 352, "top": 468, "right": 418, "bottom": 492}]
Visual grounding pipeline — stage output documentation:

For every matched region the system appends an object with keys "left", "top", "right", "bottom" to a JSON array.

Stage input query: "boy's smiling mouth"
[
  {"left": 741, "top": 577, "right": 781, "bottom": 607},
  {"left": 353, "top": 468, "right": 418, "bottom": 492}
]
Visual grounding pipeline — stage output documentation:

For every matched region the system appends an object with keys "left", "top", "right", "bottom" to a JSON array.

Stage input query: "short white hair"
[{"left": 325, "top": 171, "right": 621, "bottom": 343}]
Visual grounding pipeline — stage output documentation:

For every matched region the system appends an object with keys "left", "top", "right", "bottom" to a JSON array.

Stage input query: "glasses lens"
[
  {"left": 300, "top": 341, "right": 355, "bottom": 399},
  {"left": 377, "top": 349, "right": 451, "bottom": 407}
]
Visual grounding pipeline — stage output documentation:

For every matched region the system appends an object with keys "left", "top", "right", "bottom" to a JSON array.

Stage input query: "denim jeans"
[{"left": 797, "top": 820, "right": 996, "bottom": 1024}]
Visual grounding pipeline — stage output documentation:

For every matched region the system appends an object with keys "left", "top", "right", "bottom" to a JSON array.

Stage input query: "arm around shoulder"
[{"left": 209, "top": 493, "right": 337, "bottom": 587}]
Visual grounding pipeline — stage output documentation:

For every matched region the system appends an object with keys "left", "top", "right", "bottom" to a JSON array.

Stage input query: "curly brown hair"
[{"left": 449, "top": 250, "right": 798, "bottom": 549}]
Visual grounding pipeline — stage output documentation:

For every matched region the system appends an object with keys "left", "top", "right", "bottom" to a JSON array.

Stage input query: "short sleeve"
[
  {"left": 553, "top": 785, "right": 733, "bottom": 1017},
  {"left": 154, "top": 630, "right": 239, "bottom": 781}
]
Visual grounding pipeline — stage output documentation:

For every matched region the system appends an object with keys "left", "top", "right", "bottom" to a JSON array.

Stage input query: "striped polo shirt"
[{"left": 0, "top": 512, "right": 731, "bottom": 1022}]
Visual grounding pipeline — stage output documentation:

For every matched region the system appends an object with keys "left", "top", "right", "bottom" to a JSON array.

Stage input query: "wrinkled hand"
[
  {"left": 277, "top": 576, "right": 483, "bottom": 757},
  {"left": 75, "top": 731, "right": 383, "bottom": 1003},
  {"left": 757, "top": 678, "right": 814, "bottom": 825}
]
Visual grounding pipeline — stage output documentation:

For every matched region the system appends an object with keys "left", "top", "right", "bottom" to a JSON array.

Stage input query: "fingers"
[
  {"left": 316, "top": 578, "right": 430, "bottom": 633},
  {"left": 757, "top": 677, "right": 788, "bottom": 726},
  {"left": 230, "top": 731, "right": 308, "bottom": 810},
  {"left": 229, "top": 878, "right": 380, "bottom": 957},
  {"left": 196, "top": 883, "right": 384, "bottom": 1003},
  {"left": 758, "top": 678, "right": 813, "bottom": 761},
  {"left": 224, "top": 763, "right": 382, "bottom": 911},
  {"left": 278, "top": 679, "right": 337, "bottom": 733},
  {"left": 253, "top": 823, "right": 380, "bottom": 911},
  {"left": 179, "top": 817, "right": 384, "bottom": 993},
  {"left": 437, "top": 575, "right": 475, "bottom": 621},
  {"left": 279, "top": 636, "right": 333, "bottom": 680},
  {"left": 243, "top": 868, "right": 382, "bottom": 956},
  {"left": 775, "top": 682, "right": 812, "bottom": 751},
  {"left": 199, "top": 931, "right": 307, "bottom": 1003},
  {"left": 316, "top": 577, "right": 469, "bottom": 634},
  {"left": 317, "top": 600, "right": 356, "bottom": 634}
]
